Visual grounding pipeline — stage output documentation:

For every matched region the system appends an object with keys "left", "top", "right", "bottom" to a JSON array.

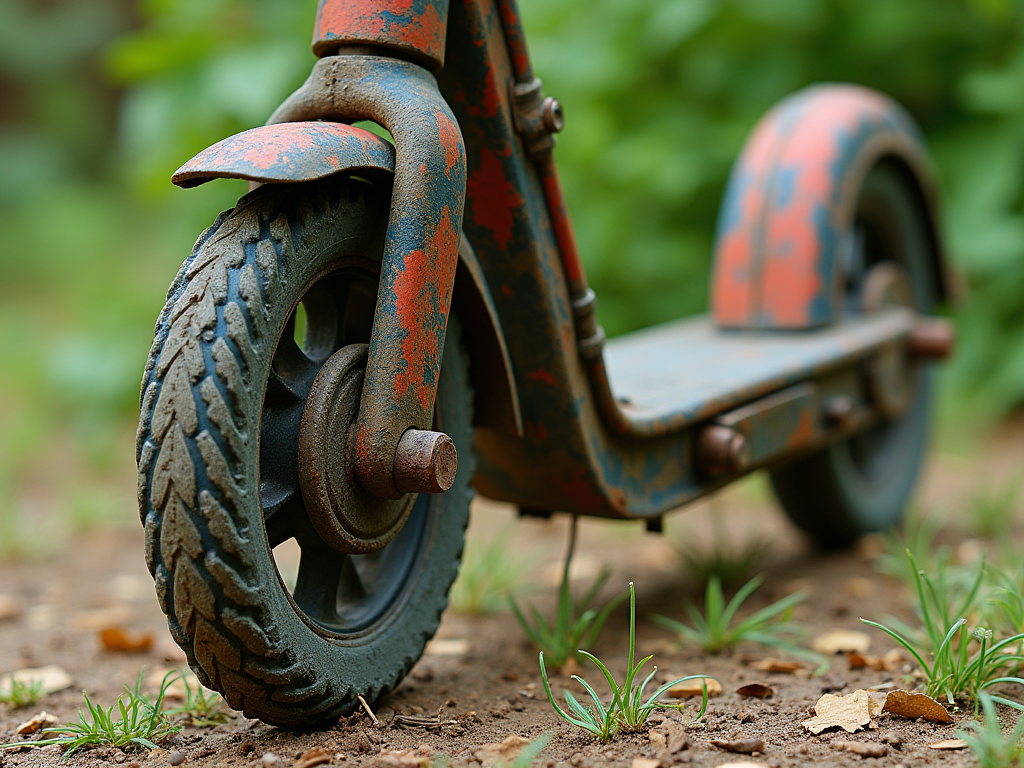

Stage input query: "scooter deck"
[{"left": 604, "top": 306, "right": 914, "bottom": 429}]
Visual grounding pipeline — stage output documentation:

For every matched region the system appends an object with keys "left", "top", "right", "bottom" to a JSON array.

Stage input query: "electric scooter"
[{"left": 136, "top": 0, "right": 953, "bottom": 727}]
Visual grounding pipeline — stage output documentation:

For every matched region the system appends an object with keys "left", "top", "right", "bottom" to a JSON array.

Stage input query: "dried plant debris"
[
  {"left": 802, "top": 690, "right": 887, "bottom": 734},
  {"left": 666, "top": 677, "right": 722, "bottom": 699},
  {"left": 711, "top": 738, "right": 765, "bottom": 754},
  {"left": 648, "top": 719, "right": 689, "bottom": 756},
  {"left": 812, "top": 629, "right": 871, "bottom": 655},
  {"left": 929, "top": 739, "right": 968, "bottom": 750},
  {"left": 0, "top": 595, "right": 23, "bottom": 621},
  {"left": 473, "top": 735, "right": 532, "bottom": 767},
  {"left": 831, "top": 741, "right": 888, "bottom": 758},
  {"left": 846, "top": 650, "right": 903, "bottom": 671},
  {"left": 15, "top": 712, "right": 56, "bottom": 735},
  {"left": 735, "top": 683, "right": 773, "bottom": 698},
  {"left": 750, "top": 658, "right": 803, "bottom": 673},
  {"left": 882, "top": 690, "right": 952, "bottom": 723},
  {"left": 367, "top": 746, "right": 435, "bottom": 768},
  {"left": 294, "top": 747, "right": 333, "bottom": 768},
  {"left": 99, "top": 626, "right": 154, "bottom": 653}
]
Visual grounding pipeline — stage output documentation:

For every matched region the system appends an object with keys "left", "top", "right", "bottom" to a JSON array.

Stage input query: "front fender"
[{"left": 171, "top": 121, "right": 396, "bottom": 188}]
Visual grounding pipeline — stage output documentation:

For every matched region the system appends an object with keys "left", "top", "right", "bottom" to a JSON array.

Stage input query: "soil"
[{"left": 1, "top": 418, "right": 1022, "bottom": 768}]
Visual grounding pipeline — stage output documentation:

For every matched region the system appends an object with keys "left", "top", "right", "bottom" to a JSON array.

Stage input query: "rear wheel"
[
  {"left": 136, "top": 175, "right": 474, "bottom": 726},
  {"left": 769, "top": 162, "right": 935, "bottom": 548}
]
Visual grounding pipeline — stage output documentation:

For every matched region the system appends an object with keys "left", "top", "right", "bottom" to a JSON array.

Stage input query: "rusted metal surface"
[
  {"left": 171, "top": 122, "right": 396, "bottom": 188},
  {"left": 713, "top": 383, "right": 822, "bottom": 471},
  {"left": 711, "top": 84, "right": 948, "bottom": 330},
  {"left": 909, "top": 317, "right": 954, "bottom": 360},
  {"left": 695, "top": 425, "right": 749, "bottom": 477},
  {"left": 270, "top": 55, "right": 466, "bottom": 500},
  {"left": 313, "top": 0, "right": 450, "bottom": 69},
  {"left": 170, "top": 0, "right": 953, "bottom": 521},
  {"left": 298, "top": 344, "right": 415, "bottom": 554},
  {"left": 394, "top": 429, "right": 458, "bottom": 494}
]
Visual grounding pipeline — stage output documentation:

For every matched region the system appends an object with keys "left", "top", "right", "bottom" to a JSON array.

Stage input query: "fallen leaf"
[
  {"left": 803, "top": 690, "right": 880, "bottom": 734},
  {"left": 882, "top": 690, "right": 952, "bottom": 723},
  {"left": 736, "top": 683, "right": 773, "bottom": 699},
  {"left": 367, "top": 746, "right": 434, "bottom": 768},
  {"left": 711, "top": 738, "right": 765, "bottom": 754},
  {"left": 929, "top": 739, "right": 968, "bottom": 750},
  {"left": 295, "top": 747, "right": 332, "bottom": 768},
  {"left": 649, "top": 719, "right": 689, "bottom": 755},
  {"left": 99, "top": 626, "right": 154, "bottom": 653},
  {"left": 831, "top": 741, "right": 888, "bottom": 758},
  {"left": 847, "top": 649, "right": 903, "bottom": 672},
  {"left": 0, "top": 594, "right": 22, "bottom": 621},
  {"left": 474, "top": 736, "right": 531, "bottom": 767},
  {"left": 424, "top": 638, "right": 468, "bottom": 657},
  {"left": 751, "top": 658, "right": 803, "bottom": 673},
  {"left": 666, "top": 677, "right": 721, "bottom": 699},
  {"left": 813, "top": 629, "right": 871, "bottom": 655},
  {"left": 15, "top": 712, "right": 56, "bottom": 734},
  {"left": 630, "top": 759, "right": 661, "bottom": 768},
  {"left": 0, "top": 666, "right": 72, "bottom": 696}
]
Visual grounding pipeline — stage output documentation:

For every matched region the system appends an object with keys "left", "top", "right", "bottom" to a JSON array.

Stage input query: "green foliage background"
[{"left": 0, "top": 0, "right": 1022, "bottom": 547}]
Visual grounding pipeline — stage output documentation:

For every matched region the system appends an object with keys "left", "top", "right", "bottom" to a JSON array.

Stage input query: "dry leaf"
[
  {"left": 15, "top": 712, "right": 56, "bottom": 735},
  {"left": 803, "top": 690, "right": 878, "bottom": 734},
  {"left": 649, "top": 720, "right": 689, "bottom": 755},
  {"left": 99, "top": 626, "right": 154, "bottom": 653},
  {"left": 882, "top": 690, "right": 952, "bottom": 723},
  {"left": 750, "top": 658, "right": 803, "bottom": 673},
  {"left": 847, "top": 649, "right": 903, "bottom": 672},
  {"left": 474, "top": 736, "right": 531, "bottom": 767},
  {"left": 813, "top": 629, "right": 871, "bottom": 655},
  {"left": 666, "top": 677, "right": 721, "bottom": 699},
  {"left": 831, "top": 741, "right": 888, "bottom": 758},
  {"left": 0, "top": 594, "right": 22, "bottom": 621},
  {"left": 929, "top": 739, "right": 968, "bottom": 750},
  {"left": 295, "top": 747, "right": 332, "bottom": 768},
  {"left": 630, "top": 759, "right": 661, "bottom": 768},
  {"left": 711, "top": 738, "right": 765, "bottom": 754},
  {"left": 736, "top": 683, "right": 773, "bottom": 699},
  {"left": 367, "top": 746, "right": 434, "bottom": 768},
  {"left": 424, "top": 638, "right": 468, "bottom": 657},
  {"left": 0, "top": 666, "right": 72, "bottom": 696}
]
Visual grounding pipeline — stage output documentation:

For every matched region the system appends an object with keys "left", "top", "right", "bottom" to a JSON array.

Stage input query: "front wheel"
[{"left": 136, "top": 175, "right": 474, "bottom": 726}]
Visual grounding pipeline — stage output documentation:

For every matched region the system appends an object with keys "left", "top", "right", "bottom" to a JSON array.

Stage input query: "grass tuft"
[
  {"left": 958, "top": 693, "right": 1024, "bottom": 768},
  {"left": 165, "top": 669, "right": 230, "bottom": 727},
  {"left": 967, "top": 483, "right": 1020, "bottom": 539},
  {"left": 0, "top": 670, "right": 180, "bottom": 757},
  {"left": 510, "top": 517, "right": 625, "bottom": 670},
  {"left": 862, "top": 550, "right": 1024, "bottom": 709},
  {"left": 540, "top": 582, "right": 711, "bottom": 741},
  {"left": 650, "top": 574, "right": 825, "bottom": 672},
  {"left": 0, "top": 676, "right": 44, "bottom": 710}
]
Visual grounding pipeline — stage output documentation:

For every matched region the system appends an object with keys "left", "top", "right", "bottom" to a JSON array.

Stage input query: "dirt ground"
[{"left": 1, "top": 419, "right": 1023, "bottom": 768}]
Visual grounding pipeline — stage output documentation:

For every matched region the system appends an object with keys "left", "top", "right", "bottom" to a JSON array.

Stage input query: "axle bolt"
[
  {"left": 394, "top": 429, "right": 458, "bottom": 494},
  {"left": 696, "top": 425, "right": 749, "bottom": 477},
  {"left": 542, "top": 98, "right": 564, "bottom": 134},
  {"left": 908, "top": 317, "right": 955, "bottom": 360}
]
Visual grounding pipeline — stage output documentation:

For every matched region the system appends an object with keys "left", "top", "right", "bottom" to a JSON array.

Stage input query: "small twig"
[{"left": 357, "top": 695, "right": 380, "bottom": 726}]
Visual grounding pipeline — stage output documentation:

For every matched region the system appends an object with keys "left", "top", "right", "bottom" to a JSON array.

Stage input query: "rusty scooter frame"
[{"left": 139, "top": 0, "right": 953, "bottom": 726}]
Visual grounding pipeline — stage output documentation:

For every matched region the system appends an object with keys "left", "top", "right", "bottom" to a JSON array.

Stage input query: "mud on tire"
[{"left": 136, "top": 175, "right": 474, "bottom": 726}]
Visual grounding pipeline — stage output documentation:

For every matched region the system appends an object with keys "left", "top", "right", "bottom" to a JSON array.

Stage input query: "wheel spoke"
[
  {"left": 264, "top": 493, "right": 304, "bottom": 549},
  {"left": 293, "top": 537, "right": 344, "bottom": 624}
]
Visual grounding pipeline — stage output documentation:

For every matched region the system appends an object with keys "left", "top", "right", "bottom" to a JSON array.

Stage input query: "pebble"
[
  {"left": 262, "top": 752, "right": 282, "bottom": 768},
  {"left": 169, "top": 750, "right": 186, "bottom": 766}
]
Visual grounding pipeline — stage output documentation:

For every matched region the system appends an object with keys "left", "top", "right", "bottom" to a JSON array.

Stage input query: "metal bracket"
[{"left": 511, "top": 78, "right": 564, "bottom": 159}]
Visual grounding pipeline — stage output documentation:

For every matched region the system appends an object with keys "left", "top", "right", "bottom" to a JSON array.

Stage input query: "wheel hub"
[
  {"left": 861, "top": 262, "right": 918, "bottom": 419},
  {"left": 297, "top": 343, "right": 414, "bottom": 554}
]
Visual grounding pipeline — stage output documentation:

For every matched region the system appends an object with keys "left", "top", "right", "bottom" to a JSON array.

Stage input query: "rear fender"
[{"left": 711, "top": 84, "right": 950, "bottom": 330}]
